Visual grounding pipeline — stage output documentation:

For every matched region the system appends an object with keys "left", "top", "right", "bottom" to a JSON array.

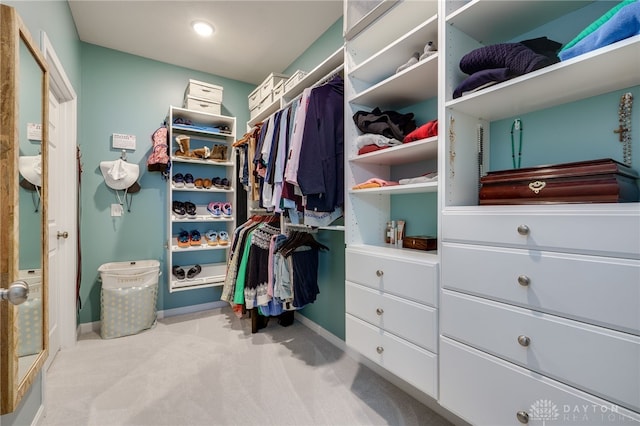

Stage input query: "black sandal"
[
  {"left": 187, "top": 264, "right": 202, "bottom": 279},
  {"left": 172, "top": 265, "right": 185, "bottom": 280}
]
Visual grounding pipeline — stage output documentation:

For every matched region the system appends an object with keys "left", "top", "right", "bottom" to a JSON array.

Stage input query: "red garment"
[
  {"left": 357, "top": 144, "right": 389, "bottom": 155},
  {"left": 403, "top": 119, "right": 438, "bottom": 143}
]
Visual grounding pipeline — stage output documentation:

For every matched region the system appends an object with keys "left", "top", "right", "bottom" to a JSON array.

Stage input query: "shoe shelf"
[
  {"left": 169, "top": 262, "right": 227, "bottom": 292},
  {"left": 172, "top": 186, "right": 234, "bottom": 193},
  {"left": 171, "top": 156, "right": 234, "bottom": 167},
  {"left": 167, "top": 105, "right": 236, "bottom": 293}
]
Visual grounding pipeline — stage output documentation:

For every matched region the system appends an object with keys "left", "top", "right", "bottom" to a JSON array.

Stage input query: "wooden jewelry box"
[
  {"left": 402, "top": 235, "right": 437, "bottom": 251},
  {"left": 479, "top": 158, "right": 639, "bottom": 205}
]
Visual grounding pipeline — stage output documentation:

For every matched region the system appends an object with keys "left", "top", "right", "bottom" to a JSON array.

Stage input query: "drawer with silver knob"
[
  {"left": 345, "top": 248, "right": 438, "bottom": 306},
  {"left": 346, "top": 314, "right": 438, "bottom": 398},
  {"left": 440, "top": 337, "right": 640, "bottom": 426},
  {"left": 442, "top": 205, "right": 640, "bottom": 258},
  {"left": 441, "top": 290, "right": 640, "bottom": 412},
  {"left": 346, "top": 281, "right": 437, "bottom": 352},
  {"left": 441, "top": 242, "right": 640, "bottom": 335}
]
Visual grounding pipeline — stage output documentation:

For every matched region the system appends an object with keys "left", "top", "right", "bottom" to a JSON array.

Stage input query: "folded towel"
[{"left": 559, "top": 1, "right": 640, "bottom": 61}]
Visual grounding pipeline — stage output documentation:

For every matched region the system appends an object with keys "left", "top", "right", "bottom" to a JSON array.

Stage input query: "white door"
[
  {"left": 43, "top": 33, "right": 78, "bottom": 373},
  {"left": 46, "top": 94, "right": 61, "bottom": 369}
]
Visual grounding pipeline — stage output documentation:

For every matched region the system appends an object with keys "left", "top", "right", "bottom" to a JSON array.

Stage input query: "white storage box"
[
  {"left": 17, "top": 269, "right": 42, "bottom": 357},
  {"left": 284, "top": 70, "right": 307, "bottom": 93},
  {"left": 99, "top": 260, "right": 160, "bottom": 339},
  {"left": 248, "top": 87, "right": 260, "bottom": 110},
  {"left": 259, "top": 72, "right": 288, "bottom": 101},
  {"left": 184, "top": 79, "right": 223, "bottom": 103},
  {"left": 250, "top": 105, "right": 261, "bottom": 120},
  {"left": 183, "top": 95, "right": 222, "bottom": 115},
  {"left": 272, "top": 81, "right": 285, "bottom": 102}
]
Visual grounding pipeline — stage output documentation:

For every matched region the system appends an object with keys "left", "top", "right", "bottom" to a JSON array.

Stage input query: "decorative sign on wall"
[
  {"left": 112, "top": 133, "right": 136, "bottom": 150},
  {"left": 27, "top": 123, "right": 42, "bottom": 141}
]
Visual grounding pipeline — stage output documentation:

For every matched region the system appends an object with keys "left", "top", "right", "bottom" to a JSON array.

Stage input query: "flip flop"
[
  {"left": 187, "top": 264, "right": 202, "bottom": 279},
  {"left": 172, "top": 265, "right": 185, "bottom": 280}
]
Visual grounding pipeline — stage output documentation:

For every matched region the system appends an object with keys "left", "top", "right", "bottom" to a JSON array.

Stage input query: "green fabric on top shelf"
[{"left": 560, "top": 0, "right": 637, "bottom": 51}]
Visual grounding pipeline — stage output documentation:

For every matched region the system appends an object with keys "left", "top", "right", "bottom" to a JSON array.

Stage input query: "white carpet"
[{"left": 41, "top": 307, "right": 453, "bottom": 426}]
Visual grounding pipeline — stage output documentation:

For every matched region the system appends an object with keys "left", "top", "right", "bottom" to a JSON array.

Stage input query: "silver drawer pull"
[
  {"left": 517, "top": 224, "right": 530, "bottom": 236},
  {"left": 376, "top": 308, "right": 384, "bottom": 316},
  {"left": 517, "top": 275, "right": 530, "bottom": 286},
  {"left": 517, "top": 335, "right": 531, "bottom": 347},
  {"left": 516, "top": 411, "right": 529, "bottom": 424},
  {"left": 376, "top": 270, "right": 384, "bottom": 277},
  {"left": 376, "top": 346, "right": 384, "bottom": 354}
]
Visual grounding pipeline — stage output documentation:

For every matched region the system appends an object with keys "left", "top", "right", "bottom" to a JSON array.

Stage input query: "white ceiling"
[{"left": 68, "top": 0, "right": 343, "bottom": 85}]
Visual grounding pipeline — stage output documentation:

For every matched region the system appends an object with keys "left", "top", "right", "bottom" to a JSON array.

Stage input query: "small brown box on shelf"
[
  {"left": 479, "top": 158, "right": 639, "bottom": 205},
  {"left": 403, "top": 236, "right": 437, "bottom": 251}
]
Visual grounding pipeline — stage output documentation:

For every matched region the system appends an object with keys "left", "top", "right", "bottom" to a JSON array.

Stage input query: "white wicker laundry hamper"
[{"left": 98, "top": 260, "right": 160, "bottom": 339}]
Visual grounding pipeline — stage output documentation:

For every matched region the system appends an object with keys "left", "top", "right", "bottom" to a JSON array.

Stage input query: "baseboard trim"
[{"left": 78, "top": 301, "right": 229, "bottom": 335}]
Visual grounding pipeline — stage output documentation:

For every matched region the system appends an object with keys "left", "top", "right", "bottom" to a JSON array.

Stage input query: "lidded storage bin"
[
  {"left": 183, "top": 79, "right": 223, "bottom": 115},
  {"left": 98, "top": 260, "right": 160, "bottom": 339}
]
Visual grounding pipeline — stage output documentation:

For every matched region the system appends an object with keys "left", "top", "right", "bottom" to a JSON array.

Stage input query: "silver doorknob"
[
  {"left": 376, "top": 270, "right": 384, "bottom": 277},
  {"left": 376, "top": 346, "right": 384, "bottom": 354},
  {"left": 376, "top": 308, "right": 384, "bottom": 316},
  {"left": 517, "top": 224, "right": 530, "bottom": 236},
  {"left": 0, "top": 281, "right": 29, "bottom": 305},
  {"left": 57, "top": 231, "right": 69, "bottom": 239}
]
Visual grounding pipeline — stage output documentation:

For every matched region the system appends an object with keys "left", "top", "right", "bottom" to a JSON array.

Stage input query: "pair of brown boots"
[{"left": 174, "top": 135, "right": 227, "bottom": 162}]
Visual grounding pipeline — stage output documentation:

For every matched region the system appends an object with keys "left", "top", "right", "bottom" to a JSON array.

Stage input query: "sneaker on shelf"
[
  {"left": 207, "top": 202, "right": 222, "bottom": 218},
  {"left": 222, "top": 202, "right": 232, "bottom": 218}
]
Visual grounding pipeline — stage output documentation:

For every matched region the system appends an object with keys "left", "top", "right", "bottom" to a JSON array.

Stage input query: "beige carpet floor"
[{"left": 41, "top": 307, "right": 454, "bottom": 426}]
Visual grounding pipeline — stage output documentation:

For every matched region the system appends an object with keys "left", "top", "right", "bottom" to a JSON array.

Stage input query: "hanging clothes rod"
[{"left": 281, "top": 63, "right": 345, "bottom": 110}]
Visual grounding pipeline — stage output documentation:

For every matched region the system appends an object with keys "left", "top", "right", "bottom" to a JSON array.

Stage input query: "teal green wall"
[
  {"left": 78, "top": 43, "right": 254, "bottom": 323},
  {"left": 284, "top": 17, "right": 344, "bottom": 76}
]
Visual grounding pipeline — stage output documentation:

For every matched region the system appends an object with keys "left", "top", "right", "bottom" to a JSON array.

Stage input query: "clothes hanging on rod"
[
  {"left": 221, "top": 214, "right": 328, "bottom": 332},
  {"left": 246, "top": 74, "right": 344, "bottom": 228}
]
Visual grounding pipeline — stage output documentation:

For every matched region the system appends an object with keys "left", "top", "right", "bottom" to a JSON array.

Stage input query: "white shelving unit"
[
  {"left": 438, "top": 1, "right": 640, "bottom": 424},
  {"left": 166, "top": 106, "right": 236, "bottom": 292},
  {"left": 344, "top": 0, "right": 441, "bottom": 399}
]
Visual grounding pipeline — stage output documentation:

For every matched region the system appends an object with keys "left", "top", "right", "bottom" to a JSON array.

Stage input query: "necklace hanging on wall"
[
  {"left": 614, "top": 92, "right": 633, "bottom": 166},
  {"left": 511, "top": 118, "right": 523, "bottom": 169}
]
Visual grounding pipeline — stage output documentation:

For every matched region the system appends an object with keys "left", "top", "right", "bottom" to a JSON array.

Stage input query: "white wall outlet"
[{"left": 111, "top": 203, "right": 123, "bottom": 217}]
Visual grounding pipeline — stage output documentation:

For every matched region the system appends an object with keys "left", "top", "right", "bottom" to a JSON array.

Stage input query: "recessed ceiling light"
[{"left": 192, "top": 21, "right": 214, "bottom": 37}]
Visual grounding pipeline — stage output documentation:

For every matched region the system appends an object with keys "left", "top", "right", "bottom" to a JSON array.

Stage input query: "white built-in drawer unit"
[
  {"left": 346, "top": 281, "right": 438, "bottom": 352},
  {"left": 441, "top": 290, "right": 640, "bottom": 412},
  {"left": 440, "top": 337, "right": 640, "bottom": 426},
  {"left": 259, "top": 72, "right": 289, "bottom": 101},
  {"left": 442, "top": 242, "right": 640, "bottom": 335},
  {"left": 346, "top": 314, "right": 438, "bottom": 397},
  {"left": 442, "top": 205, "right": 640, "bottom": 258},
  {"left": 345, "top": 248, "right": 438, "bottom": 306},
  {"left": 183, "top": 96, "right": 221, "bottom": 115},
  {"left": 184, "top": 79, "right": 223, "bottom": 103}
]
